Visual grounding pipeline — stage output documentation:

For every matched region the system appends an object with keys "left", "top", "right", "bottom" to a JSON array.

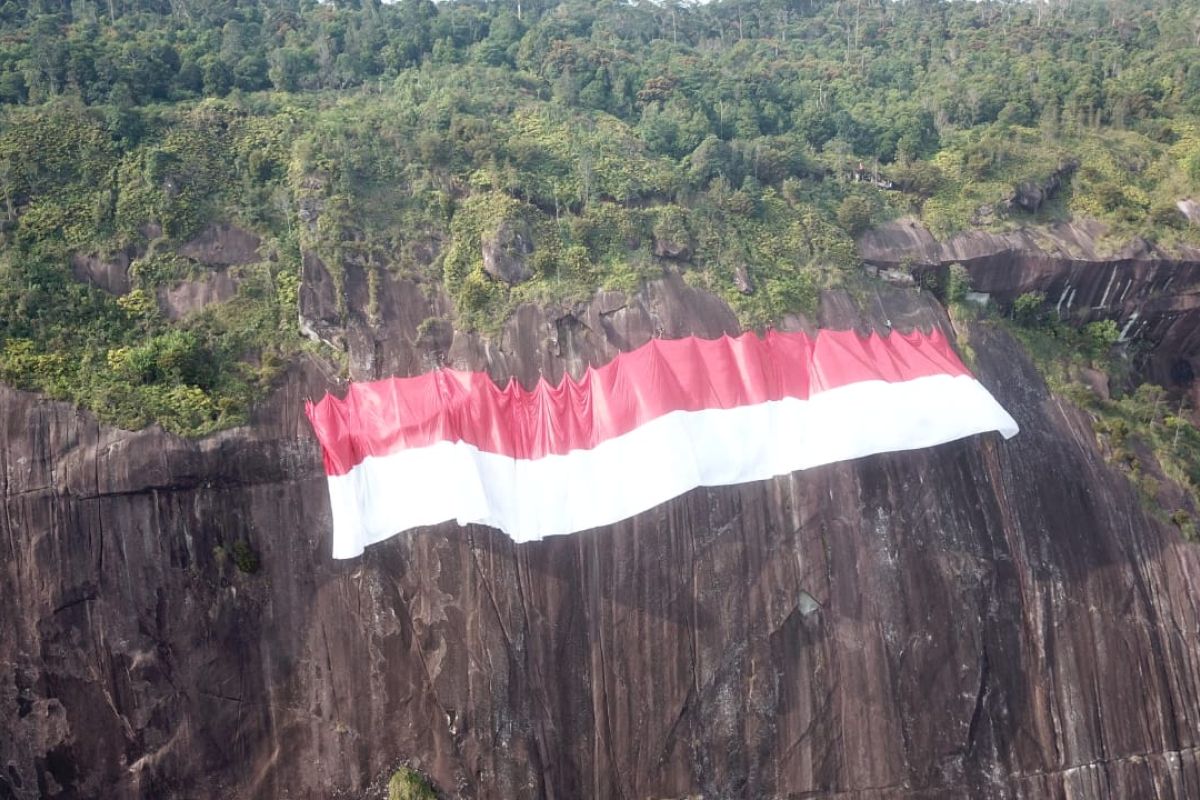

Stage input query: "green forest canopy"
[{"left": 2, "top": 0, "right": 1200, "bottom": 434}]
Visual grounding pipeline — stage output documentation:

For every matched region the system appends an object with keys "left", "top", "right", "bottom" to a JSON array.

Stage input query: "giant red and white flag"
[{"left": 307, "top": 328, "right": 1018, "bottom": 558}]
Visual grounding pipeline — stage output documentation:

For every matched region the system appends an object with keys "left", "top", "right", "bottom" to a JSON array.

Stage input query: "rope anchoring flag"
[{"left": 306, "top": 328, "right": 1019, "bottom": 558}]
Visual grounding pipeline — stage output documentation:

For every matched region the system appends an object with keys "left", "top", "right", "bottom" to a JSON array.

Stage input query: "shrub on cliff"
[
  {"left": 1011, "top": 292, "right": 1047, "bottom": 326},
  {"left": 388, "top": 768, "right": 436, "bottom": 800},
  {"left": 230, "top": 540, "right": 260, "bottom": 575},
  {"left": 836, "top": 195, "right": 874, "bottom": 238}
]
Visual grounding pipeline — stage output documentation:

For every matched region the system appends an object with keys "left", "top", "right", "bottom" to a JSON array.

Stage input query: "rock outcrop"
[
  {"left": 859, "top": 217, "right": 1200, "bottom": 390},
  {"left": 481, "top": 220, "right": 533, "bottom": 285},
  {"left": 1179, "top": 199, "right": 1200, "bottom": 226},
  {"left": 177, "top": 223, "right": 262, "bottom": 267},
  {"left": 733, "top": 263, "right": 754, "bottom": 295},
  {"left": 1003, "top": 159, "right": 1078, "bottom": 214},
  {"left": 156, "top": 269, "right": 240, "bottom": 320},
  {"left": 652, "top": 233, "right": 692, "bottom": 261},
  {"left": 3, "top": 257, "right": 1200, "bottom": 799},
  {"left": 70, "top": 250, "right": 134, "bottom": 296}
]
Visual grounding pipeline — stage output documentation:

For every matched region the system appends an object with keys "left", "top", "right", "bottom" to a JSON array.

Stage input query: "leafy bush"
[
  {"left": 1083, "top": 320, "right": 1121, "bottom": 359},
  {"left": 836, "top": 195, "right": 874, "bottom": 238},
  {"left": 1012, "top": 292, "right": 1046, "bottom": 326},
  {"left": 944, "top": 263, "right": 971, "bottom": 303},
  {"left": 388, "top": 768, "right": 436, "bottom": 800},
  {"left": 1171, "top": 510, "right": 1197, "bottom": 541},
  {"left": 230, "top": 540, "right": 260, "bottom": 575}
]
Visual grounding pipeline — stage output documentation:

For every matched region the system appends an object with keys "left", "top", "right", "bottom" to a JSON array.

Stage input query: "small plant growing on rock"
[
  {"left": 1094, "top": 416, "right": 1130, "bottom": 447},
  {"left": 230, "top": 540, "right": 260, "bottom": 574},
  {"left": 1172, "top": 510, "right": 1198, "bottom": 541},
  {"left": 388, "top": 768, "right": 436, "bottom": 800},
  {"left": 1117, "top": 449, "right": 1139, "bottom": 471}
]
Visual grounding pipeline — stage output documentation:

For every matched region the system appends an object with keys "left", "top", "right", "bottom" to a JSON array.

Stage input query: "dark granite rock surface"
[{"left": 3, "top": 248, "right": 1200, "bottom": 799}]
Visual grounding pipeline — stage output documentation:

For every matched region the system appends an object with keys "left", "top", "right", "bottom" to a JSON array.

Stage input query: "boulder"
[
  {"left": 652, "top": 233, "right": 692, "bottom": 260},
  {"left": 481, "top": 219, "right": 533, "bottom": 285},
  {"left": 1004, "top": 158, "right": 1079, "bottom": 214}
]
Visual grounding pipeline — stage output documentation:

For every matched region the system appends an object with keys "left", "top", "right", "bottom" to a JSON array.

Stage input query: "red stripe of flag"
[{"left": 307, "top": 328, "right": 972, "bottom": 476}]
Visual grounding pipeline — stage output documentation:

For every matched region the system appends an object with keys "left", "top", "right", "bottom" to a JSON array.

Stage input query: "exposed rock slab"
[
  {"left": 70, "top": 250, "right": 133, "bottom": 295},
  {"left": 3, "top": 276, "right": 1200, "bottom": 799},
  {"left": 298, "top": 250, "right": 344, "bottom": 350},
  {"left": 177, "top": 223, "right": 262, "bottom": 267},
  {"left": 858, "top": 216, "right": 1134, "bottom": 266},
  {"left": 155, "top": 269, "right": 240, "bottom": 320}
]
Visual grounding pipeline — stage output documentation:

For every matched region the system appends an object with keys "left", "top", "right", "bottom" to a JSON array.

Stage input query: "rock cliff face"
[{"left": 3, "top": 250, "right": 1200, "bottom": 799}]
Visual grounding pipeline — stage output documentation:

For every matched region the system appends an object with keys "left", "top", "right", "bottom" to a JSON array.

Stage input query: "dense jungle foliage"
[{"left": 2, "top": 0, "right": 1200, "bottom": 434}]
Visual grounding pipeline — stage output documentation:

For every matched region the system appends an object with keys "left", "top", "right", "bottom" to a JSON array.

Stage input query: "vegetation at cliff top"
[{"left": 2, "top": 0, "right": 1200, "bottom": 434}]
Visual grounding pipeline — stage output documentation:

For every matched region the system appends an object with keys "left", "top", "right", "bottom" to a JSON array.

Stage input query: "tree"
[
  {"left": 0, "top": 69, "right": 26, "bottom": 104},
  {"left": 201, "top": 57, "right": 233, "bottom": 97},
  {"left": 836, "top": 194, "right": 873, "bottom": 237},
  {"left": 176, "top": 57, "right": 203, "bottom": 95},
  {"left": 104, "top": 81, "right": 142, "bottom": 144},
  {"left": 687, "top": 135, "right": 734, "bottom": 188},
  {"left": 268, "top": 47, "right": 307, "bottom": 92},
  {"left": 944, "top": 263, "right": 970, "bottom": 303},
  {"left": 1012, "top": 292, "right": 1046, "bottom": 325},
  {"left": 234, "top": 54, "right": 270, "bottom": 91}
]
